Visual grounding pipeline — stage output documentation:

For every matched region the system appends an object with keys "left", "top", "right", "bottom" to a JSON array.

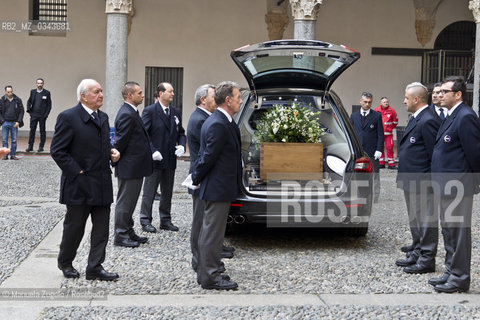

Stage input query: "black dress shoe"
[
  {"left": 25, "top": 147, "right": 33, "bottom": 152},
  {"left": 201, "top": 279, "right": 238, "bottom": 290},
  {"left": 400, "top": 244, "right": 414, "bottom": 253},
  {"left": 395, "top": 254, "right": 418, "bottom": 267},
  {"left": 86, "top": 269, "right": 119, "bottom": 281},
  {"left": 130, "top": 234, "right": 148, "bottom": 244},
  {"left": 220, "top": 250, "right": 234, "bottom": 259},
  {"left": 222, "top": 245, "right": 235, "bottom": 253},
  {"left": 58, "top": 265, "right": 80, "bottom": 279},
  {"left": 114, "top": 238, "right": 140, "bottom": 247},
  {"left": 197, "top": 274, "right": 230, "bottom": 284},
  {"left": 154, "top": 192, "right": 161, "bottom": 201},
  {"left": 142, "top": 224, "right": 157, "bottom": 233},
  {"left": 160, "top": 221, "right": 179, "bottom": 231},
  {"left": 434, "top": 282, "right": 468, "bottom": 293},
  {"left": 404, "top": 263, "right": 435, "bottom": 274},
  {"left": 219, "top": 262, "right": 226, "bottom": 273},
  {"left": 37, "top": 147, "right": 44, "bottom": 152},
  {"left": 428, "top": 274, "right": 450, "bottom": 286}
]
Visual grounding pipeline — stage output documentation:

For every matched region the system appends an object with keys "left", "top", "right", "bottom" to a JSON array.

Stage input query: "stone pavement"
[{"left": 1, "top": 157, "right": 480, "bottom": 319}]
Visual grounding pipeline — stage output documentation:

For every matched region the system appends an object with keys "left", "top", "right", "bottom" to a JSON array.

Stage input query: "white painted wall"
[{"left": 0, "top": 0, "right": 473, "bottom": 134}]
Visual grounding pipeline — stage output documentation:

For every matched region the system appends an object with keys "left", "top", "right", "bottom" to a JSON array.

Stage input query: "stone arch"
[{"left": 434, "top": 20, "right": 475, "bottom": 50}]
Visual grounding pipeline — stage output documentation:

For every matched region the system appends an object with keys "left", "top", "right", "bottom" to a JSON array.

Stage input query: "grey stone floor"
[{"left": 1, "top": 156, "right": 480, "bottom": 319}]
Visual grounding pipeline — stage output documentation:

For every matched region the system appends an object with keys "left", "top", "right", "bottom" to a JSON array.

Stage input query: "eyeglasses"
[{"left": 439, "top": 89, "right": 456, "bottom": 94}]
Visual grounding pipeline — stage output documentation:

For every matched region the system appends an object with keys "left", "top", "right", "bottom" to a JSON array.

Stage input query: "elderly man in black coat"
[{"left": 51, "top": 79, "right": 120, "bottom": 281}]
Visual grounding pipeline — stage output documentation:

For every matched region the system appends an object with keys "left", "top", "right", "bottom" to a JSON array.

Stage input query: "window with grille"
[
  {"left": 33, "top": 0, "right": 67, "bottom": 21},
  {"left": 30, "top": 0, "right": 68, "bottom": 36}
]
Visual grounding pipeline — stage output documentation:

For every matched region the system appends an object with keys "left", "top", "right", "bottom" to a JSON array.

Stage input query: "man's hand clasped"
[
  {"left": 175, "top": 145, "right": 185, "bottom": 157},
  {"left": 152, "top": 151, "right": 163, "bottom": 161},
  {"left": 110, "top": 148, "right": 120, "bottom": 163}
]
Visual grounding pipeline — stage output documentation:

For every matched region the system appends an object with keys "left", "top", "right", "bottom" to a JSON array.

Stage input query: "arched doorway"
[
  {"left": 434, "top": 21, "right": 475, "bottom": 50},
  {"left": 423, "top": 20, "right": 475, "bottom": 106}
]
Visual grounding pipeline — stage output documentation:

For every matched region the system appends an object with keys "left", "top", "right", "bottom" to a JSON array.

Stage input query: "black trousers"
[
  {"left": 114, "top": 177, "right": 143, "bottom": 240},
  {"left": 439, "top": 195, "right": 473, "bottom": 289},
  {"left": 404, "top": 189, "right": 438, "bottom": 264},
  {"left": 140, "top": 168, "right": 175, "bottom": 225},
  {"left": 28, "top": 116, "right": 46, "bottom": 148},
  {"left": 197, "top": 201, "right": 230, "bottom": 286},
  {"left": 58, "top": 204, "right": 110, "bottom": 273}
]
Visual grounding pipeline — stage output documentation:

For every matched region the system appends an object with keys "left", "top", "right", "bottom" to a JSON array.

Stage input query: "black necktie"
[
  {"left": 439, "top": 108, "right": 445, "bottom": 121},
  {"left": 165, "top": 107, "right": 170, "bottom": 117},
  {"left": 361, "top": 111, "right": 367, "bottom": 124},
  {"left": 406, "top": 116, "right": 414, "bottom": 130},
  {"left": 92, "top": 111, "right": 101, "bottom": 126}
]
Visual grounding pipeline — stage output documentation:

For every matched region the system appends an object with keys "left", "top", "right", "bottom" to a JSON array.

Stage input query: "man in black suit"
[
  {"left": 429, "top": 82, "right": 447, "bottom": 121},
  {"left": 50, "top": 79, "right": 120, "bottom": 281},
  {"left": 187, "top": 84, "right": 235, "bottom": 274},
  {"left": 192, "top": 81, "right": 242, "bottom": 290},
  {"left": 350, "top": 92, "right": 384, "bottom": 202},
  {"left": 430, "top": 76, "right": 480, "bottom": 293},
  {"left": 395, "top": 82, "right": 441, "bottom": 273},
  {"left": 113, "top": 82, "right": 154, "bottom": 248},
  {"left": 26, "top": 78, "right": 51, "bottom": 152},
  {"left": 140, "top": 82, "right": 186, "bottom": 232}
]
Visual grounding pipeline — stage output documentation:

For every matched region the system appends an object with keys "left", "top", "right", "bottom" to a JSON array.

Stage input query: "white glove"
[
  {"left": 175, "top": 145, "right": 185, "bottom": 157},
  {"left": 374, "top": 151, "right": 382, "bottom": 160},
  {"left": 182, "top": 173, "right": 200, "bottom": 190},
  {"left": 152, "top": 151, "right": 163, "bottom": 161}
]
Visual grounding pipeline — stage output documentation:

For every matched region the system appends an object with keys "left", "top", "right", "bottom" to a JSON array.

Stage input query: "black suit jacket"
[
  {"left": 192, "top": 109, "right": 242, "bottom": 202},
  {"left": 350, "top": 110, "right": 384, "bottom": 157},
  {"left": 142, "top": 101, "right": 186, "bottom": 170},
  {"left": 113, "top": 103, "right": 153, "bottom": 179},
  {"left": 187, "top": 107, "right": 210, "bottom": 196},
  {"left": 432, "top": 102, "right": 480, "bottom": 196},
  {"left": 50, "top": 103, "right": 114, "bottom": 206},
  {"left": 27, "top": 89, "right": 51, "bottom": 118},
  {"left": 397, "top": 106, "right": 441, "bottom": 191}
]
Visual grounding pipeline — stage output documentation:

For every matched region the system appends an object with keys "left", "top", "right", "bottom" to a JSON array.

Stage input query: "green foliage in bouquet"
[{"left": 253, "top": 103, "right": 325, "bottom": 143}]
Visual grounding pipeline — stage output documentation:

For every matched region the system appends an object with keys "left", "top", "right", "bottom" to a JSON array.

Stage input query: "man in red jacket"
[{"left": 375, "top": 97, "right": 398, "bottom": 169}]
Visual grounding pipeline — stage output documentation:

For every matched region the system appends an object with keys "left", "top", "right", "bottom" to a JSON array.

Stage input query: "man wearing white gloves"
[
  {"left": 139, "top": 82, "right": 186, "bottom": 232},
  {"left": 350, "top": 92, "right": 384, "bottom": 202}
]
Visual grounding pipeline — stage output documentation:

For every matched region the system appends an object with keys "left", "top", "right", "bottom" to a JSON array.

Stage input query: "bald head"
[
  {"left": 405, "top": 82, "right": 428, "bottom": 103},
  {"left": 404, "top": 82, "right": 428, "bottom": 113}
]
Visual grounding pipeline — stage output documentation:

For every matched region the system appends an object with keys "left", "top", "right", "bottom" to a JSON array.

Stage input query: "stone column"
[
  {"left": 105, "top": 0, "right": 133, "bottom": 121},
  {"left": 469, "top": 0, "right": 480, "bottom": 114},
  {"left": 289, "top": 0, "right": 323, "bottom": 40}
]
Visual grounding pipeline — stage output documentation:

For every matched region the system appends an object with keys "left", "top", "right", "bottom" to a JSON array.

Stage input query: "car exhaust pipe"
[
  {"left": 233, "top": 215, "right": 246, "bottom": 224},
  {"left": 340, "top": 216, "right": 350, "bottom": 224},
  {"left": 227, "top": 215, "right": 234, "bottom": 224},
  {"left": 350, "top": 216, "right": 361, "bottom": 224}
]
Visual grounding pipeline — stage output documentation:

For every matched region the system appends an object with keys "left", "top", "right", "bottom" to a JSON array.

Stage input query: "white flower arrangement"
[{"left": 253, "top": 103, "right": 325, "bottom": 143}]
